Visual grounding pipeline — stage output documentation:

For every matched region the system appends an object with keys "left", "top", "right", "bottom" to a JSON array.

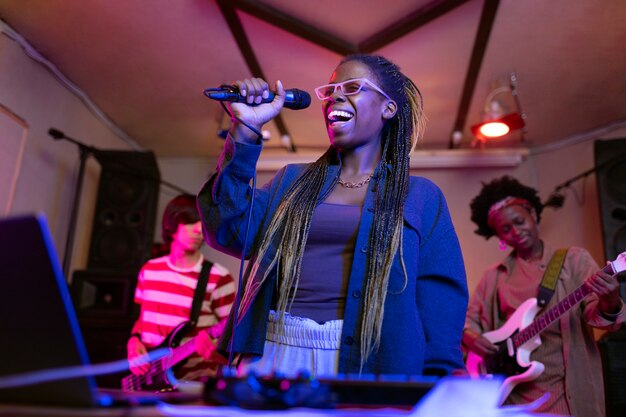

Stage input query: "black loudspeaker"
[
  {"left": 599, "top": 331, "right": 626, "bottom": 417},
  {"left": 594, "top": 139, "right": 626, "bottom": 262},
  {"left": 71, "top": 269, "right": 138, "bottom": 318},
  {"left": 70, "top": 269, "right": 139, "bottom": 388},
  {"left": 87, "top": 150, "right": 160, "bottom": 271}
]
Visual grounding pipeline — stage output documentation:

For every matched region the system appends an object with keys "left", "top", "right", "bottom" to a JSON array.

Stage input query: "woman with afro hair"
[{"left": 463, "top": 175, "right": 625, "bottom": 416}]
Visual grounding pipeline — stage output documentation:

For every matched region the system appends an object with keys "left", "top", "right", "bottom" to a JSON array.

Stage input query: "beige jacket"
[{"left": 465, "top": 243, "right": 625, "bottom": 417}]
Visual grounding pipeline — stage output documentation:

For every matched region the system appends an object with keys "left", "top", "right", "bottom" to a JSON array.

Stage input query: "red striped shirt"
[{"left": 134, "top": 255, "right": 235, "bottom": 380}]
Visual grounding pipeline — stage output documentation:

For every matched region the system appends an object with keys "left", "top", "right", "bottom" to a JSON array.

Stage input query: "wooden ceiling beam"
[
  {"left": 449, "top": 0, "right": 501, "bottom": 148},
  {"left": 216, "top": 0, "right": 296, "bottom": 151},
  {"left": 359, "top": 0, "right": 472, "bottom": 53},
  {"left": 220, "top": 0, "right": 486, "bottom": 152},
  {"left": 233, "top": 0, "right": 357, "bottom": 56}
]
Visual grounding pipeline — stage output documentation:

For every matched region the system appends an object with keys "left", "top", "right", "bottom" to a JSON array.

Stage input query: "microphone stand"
[
  {"left": 49, "top": 128, "right": 191, "bottom": 280},
  {"left": 545, "top": 151, "right": 626, "bottom": 208},
  {"left": 50, "top": 131, "right": 98, "bottom": 280}
]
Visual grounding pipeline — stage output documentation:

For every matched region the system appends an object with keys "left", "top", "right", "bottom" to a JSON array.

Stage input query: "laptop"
[{"left": 0, "top": 213, "right": 193, "bottom": 407}]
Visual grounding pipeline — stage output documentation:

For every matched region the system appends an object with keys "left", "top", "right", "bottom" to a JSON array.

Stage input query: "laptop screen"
[{"left": 0, "top": 214, "right": 98, "bottom": 406}]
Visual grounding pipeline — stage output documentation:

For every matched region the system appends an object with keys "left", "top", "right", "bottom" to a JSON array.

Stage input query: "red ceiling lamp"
[{"left": 471, "top": 73, "right": 526, "bottom": 143}]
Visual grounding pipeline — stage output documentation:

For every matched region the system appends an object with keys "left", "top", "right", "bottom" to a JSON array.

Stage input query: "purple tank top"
[{"left": 288, "top": 202, "right": 362, "bottom": 323}]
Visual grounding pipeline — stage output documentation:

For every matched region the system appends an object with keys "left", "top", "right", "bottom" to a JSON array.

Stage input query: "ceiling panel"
[{"left": 1, "top": 0, "right": 625, "bottom": 158}]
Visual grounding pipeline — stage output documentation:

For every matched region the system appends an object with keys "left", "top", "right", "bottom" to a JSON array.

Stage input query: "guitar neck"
[
  {"left": 167, "top": 338, "right": 197, "bottom": 368},
  {"left": 163, "top": 320, "right": 226, "bottom": 368},
  {"left": 512, "top": 261, "right": 616, "bottom": 349}
]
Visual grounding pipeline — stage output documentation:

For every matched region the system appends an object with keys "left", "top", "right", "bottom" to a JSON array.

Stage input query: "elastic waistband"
[{"left": 266, "top": 311, "right": 342, "bottom": 350}]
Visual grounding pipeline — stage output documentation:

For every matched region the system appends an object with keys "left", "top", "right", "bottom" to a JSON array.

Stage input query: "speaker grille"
[
  {"left": 71, "top": 270, "right": 137, "bottom": 317},
  {"left": 90, "top": 226, "right": 142, "bottom": 266},
  {"left": 594, "top": 139, "right": 626, "bottom": 261},
  {"left": 599, "top": 333, "right": 626, "bottom": 417},
  {"left": 606, "top": 162, "right": 626, "bottom": 205},
  {"left": 87, "top": 151, "right": 160, "bottom": 271},
  {"left": 101, "top": 171, "right": 150, "bottom": 208}
]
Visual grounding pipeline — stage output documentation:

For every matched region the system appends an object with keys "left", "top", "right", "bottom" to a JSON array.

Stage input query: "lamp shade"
[{"left": 471, "top": 112, "right": 525, "bottom": 139}]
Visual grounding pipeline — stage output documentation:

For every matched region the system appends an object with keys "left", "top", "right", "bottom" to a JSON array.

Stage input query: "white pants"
[{"left": 238, "top": 311, "right": 342, "bottom": 378}]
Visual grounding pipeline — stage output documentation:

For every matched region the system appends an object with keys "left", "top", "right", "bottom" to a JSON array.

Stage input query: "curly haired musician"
[{"left": 463, "top": 176, "right": 625, "bottom": 416}]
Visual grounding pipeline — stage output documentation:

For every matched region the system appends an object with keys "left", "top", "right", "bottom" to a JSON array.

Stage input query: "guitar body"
[
  {"left": 465, "top": 251, "right": 625, "bottom": 406},
  {"left": 465, "top": 298, "right": 544, "bottom": 405},
  {"left": 121, "top": 321, "right": 192, "bottom": 392}
]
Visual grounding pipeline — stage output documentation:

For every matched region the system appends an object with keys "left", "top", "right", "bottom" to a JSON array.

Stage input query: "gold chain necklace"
[{"left": 337, "top": 172, "right": 374, "bottom": 188}]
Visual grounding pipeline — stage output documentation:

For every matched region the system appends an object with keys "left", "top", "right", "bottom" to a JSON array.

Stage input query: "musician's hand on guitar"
[
  {"left": 586, "top": 269, "right": 623, "bottom": 315},
  {"left": 462, "top": 329, "right": 499, "bottom": 358},
  {"left": 195, "top": 330, "right": 217, "bottom": 360},
  {"left": 127, "top": 336, "right": 150, "bottom": 375}
]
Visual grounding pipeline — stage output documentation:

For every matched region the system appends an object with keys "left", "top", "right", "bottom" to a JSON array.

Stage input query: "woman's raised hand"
[{"left": 228, "top": 78, "right": 286, "bottom": 143}]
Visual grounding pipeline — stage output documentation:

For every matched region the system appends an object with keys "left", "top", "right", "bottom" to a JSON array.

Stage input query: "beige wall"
[{"left": 0, "top": 34, "right": 134, "bottom": 278}]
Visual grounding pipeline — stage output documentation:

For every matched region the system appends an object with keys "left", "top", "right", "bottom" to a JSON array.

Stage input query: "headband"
[{"left": 487, "top": 196, "right": 534, "bottom": 229}]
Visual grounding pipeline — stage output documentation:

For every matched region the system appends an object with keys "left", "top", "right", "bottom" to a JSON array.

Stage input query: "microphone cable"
[
  {"left": 213, "top": 97, "right": 264, "bottom": 369},
  {"left": 226, "top": 170, "right": 258, "bottom": 369}
]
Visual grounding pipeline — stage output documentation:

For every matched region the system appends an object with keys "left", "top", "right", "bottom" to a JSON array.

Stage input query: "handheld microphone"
[{"left": 204, "top": 86, "right": 311, "bottom": 110}]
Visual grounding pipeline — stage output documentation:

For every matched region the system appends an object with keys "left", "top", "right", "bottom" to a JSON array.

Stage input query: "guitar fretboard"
[
  {"left": 166, "top": 339, "right": 197, "bottom": 368},
  {"left": 512, "top": 262, "right": 615, "bottom": 349},
  {"left": 163, "top": 320, "right": 226, "bottom": 369}
]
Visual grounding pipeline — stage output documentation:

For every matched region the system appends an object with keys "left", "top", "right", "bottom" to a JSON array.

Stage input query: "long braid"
[
  {"left": 341, "top": 55, "right": 425, "bottom": 369},
  {"left": 238, "top": 147, "right": 336, "bottom": 333}
]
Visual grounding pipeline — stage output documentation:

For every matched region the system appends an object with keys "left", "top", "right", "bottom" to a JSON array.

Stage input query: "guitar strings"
[
  {"left": 124, "top": 357, "right": 168, "bottom": 390},
  {"left": 124, "top": 322, "right": 228, "bottom": 390},
  {"left": 124, "top": 339, "right": 197, "bottom": 390}
]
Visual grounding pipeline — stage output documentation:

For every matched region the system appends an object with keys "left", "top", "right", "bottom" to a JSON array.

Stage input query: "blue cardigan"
[{"left": 198, "top": 136, "right": 468, "bottom": 375}]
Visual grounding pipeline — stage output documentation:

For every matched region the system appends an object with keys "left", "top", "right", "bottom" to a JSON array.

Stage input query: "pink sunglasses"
[{"left": 314, "top": 78, "right": 392, "bottom": 101}]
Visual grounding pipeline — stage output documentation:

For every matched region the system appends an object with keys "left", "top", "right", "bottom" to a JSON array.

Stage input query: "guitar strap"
[
  {"left": 189, "top": 259, "right": 213, "bottom": 325},
  {"left": 537, "top": 248, "right": 568, "bottom": 307}
]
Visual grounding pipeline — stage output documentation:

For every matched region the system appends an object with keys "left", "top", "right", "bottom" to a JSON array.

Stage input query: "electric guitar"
[
  {"left": 465, "top": 251, "right": 626, "bottom": 405},
  {"left": 121, "top": 320, "right": 226, "bottom": 392}
]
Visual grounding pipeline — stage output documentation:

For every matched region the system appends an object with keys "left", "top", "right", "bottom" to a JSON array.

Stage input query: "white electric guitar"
[{"left": 465, "top": 251, "right": 626, "bottom": 405}]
